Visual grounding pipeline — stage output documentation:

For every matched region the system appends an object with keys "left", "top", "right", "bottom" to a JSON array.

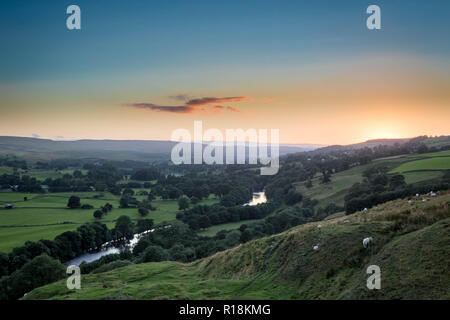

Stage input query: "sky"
[{"left": 0, "top": 0, "right": 449, "bottom": 145}]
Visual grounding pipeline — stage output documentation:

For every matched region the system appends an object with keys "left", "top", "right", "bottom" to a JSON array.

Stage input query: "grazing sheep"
[
  {"left": 363, "top": 208, "right": 368, "bottom": 212},
  {"left": 363, "top": 237, "right": 373, "bottom": 249},
  {"left": 408, "top": 200, "right": 412, "bottom": 204},
  {"left": 416, "top": 193, "right": 420, "bottom": 197},
  {"left": 343, "top": 220, "right": 350, "bottom": 224},
  {"left": 317, "top": 224, "right": 322, "bottom": 229},
  {"left": 313, "top": 245, "right": 319, "bottom": 250},
  {"left": 430, "top": 192, "right": 437, "bottom": 197},
  {"left": 422, "top": 198, "right": 428, "bottom": 202}
]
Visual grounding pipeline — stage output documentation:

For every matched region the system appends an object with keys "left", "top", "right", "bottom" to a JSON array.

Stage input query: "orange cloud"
[{"left": 123, "top": 96, "right": 248, "bottom": 114}]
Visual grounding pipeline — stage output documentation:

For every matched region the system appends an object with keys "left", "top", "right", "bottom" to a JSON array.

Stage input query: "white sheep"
[
  {"left": 363, "top": 237, "right": 373, "bottom": 249},
  {"left": 408, "top": 200, "right": 412, "bottom": 204},
  {"left": 416, "top": 193, "right": 420, "bottom": 197},
  {"left": 317, "top": 224, "right": 322, "bottom": 229},
  {"left": 363, "top": 208, "right": 368, "bottom": 212},
  {"left": 313, "top": 245, "right": 319, "bottom": 250},
  {"left": 343, "top": 220, "right": 350, "bottom": 224}
]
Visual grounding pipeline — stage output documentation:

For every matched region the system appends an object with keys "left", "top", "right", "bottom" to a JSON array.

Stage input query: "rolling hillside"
[
  {"left": 25, "top": 191, "right": 450, "bottom": 300},
  {"left": 295, "top": 150, "right": 450, "bottom": 208},
  {"left": 0, "top": 136, "right": 318, "bottom": 161}
]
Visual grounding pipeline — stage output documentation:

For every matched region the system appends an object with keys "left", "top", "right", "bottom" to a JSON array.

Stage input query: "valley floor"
[{"left": 25, "top": 192, "right": 450, "bottom": 300}]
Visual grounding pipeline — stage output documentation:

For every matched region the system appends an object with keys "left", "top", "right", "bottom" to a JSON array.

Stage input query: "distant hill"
[
  {"left": 312, "top": 136, "right": 450, "bottom": 154},
  {"left": 26, "top": 192, "right": 450, "bottom": 300},
  {"left": 0, "top": 135, "right": 448, "bottom": 161},
  {"left": 0, "top": 136, "right": 321, "bottom": 161}
]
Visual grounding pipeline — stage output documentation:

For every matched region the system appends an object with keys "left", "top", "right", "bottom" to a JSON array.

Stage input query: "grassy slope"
[
  {"left": 198, "top": 219, "right": 265, "bottom": 237},
  {"left": 0, "top": 192, "right": 218, "bottom": 253},
  {"left": 26, "top": 192, "right": 450, "bottom": 300},
  {"left": 296, "top": 151, "right": 449, "bottom": 208},
  {"left": 390, "top": 156, "right": 450, "bottom": 173}
]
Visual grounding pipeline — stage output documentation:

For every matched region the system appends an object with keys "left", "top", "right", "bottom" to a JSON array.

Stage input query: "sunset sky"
[{"left": 0, "top": 0, "right": 449, "bottom": 145}]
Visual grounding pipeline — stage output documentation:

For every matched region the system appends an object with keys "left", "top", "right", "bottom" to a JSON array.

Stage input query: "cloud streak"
[{"left": 124, "top": 96, "right": 247, "bottom": 114}]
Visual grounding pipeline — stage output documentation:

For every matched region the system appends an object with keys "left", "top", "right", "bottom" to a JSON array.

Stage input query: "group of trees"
[
  {"left": 0, "top": 214, "right": 143, "bottom": 300},
  {"left": 0, "top": 221, "right": 110, "bottom": 299},
  {"left": 127, "top": 199, "right": 318, "bottom": 266},
  {"left": 0, "top": 174, "right": 43, "bottom": 193},
  {"left": 93, "top": 203, "right": 113, "bottom": 219},
  {"left": 0, "top": 156, "right": 27, "bottom": 170},
  {"left": 176, "top": 202, "right": 277, "bottom": 231},
  {"left": 344, "top": 167, "right": 450, "bottom": 214}
]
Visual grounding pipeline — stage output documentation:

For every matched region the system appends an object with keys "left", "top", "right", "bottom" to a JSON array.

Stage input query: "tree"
[
  {"left": 305, "top": 179, "right": 313, "bottom": 189},
  {"left": 6, "top": 255, "right": 65, "bottom": 300},
  {"left": 93, "top": 210, "right": 104, "bottom": 219},
  {"left": 190, "top": 196, "right": 200, "bottom": 205},
  {"left": 122, "top": 188, "right": 134, "bottom": 196},
  {"left": 417, "top": 144, "right": 429, "bottom": 154},
  {"left": 136, "top": 219, "right": 154, "bottom": 233},
  {"left": 321, "top": 172, "right": 331, "bottom": 184},
  {"left": 139, "top": 245, "right": 169, "bottom": 262},
  {"left": 240, "top": 230, "right": 252, "bottom": 243},
  {"left": 119, "top": 196, "right": 129, "bottom": 208},
  {"left": 73, "top": 170, "right": 83, "bottom": 179},
  {"left": 198, "top": 215, "right": 211, "bottom": 229},
  {"left": 169, "top": 244, "right": 196, "bottom": 262},
  {"left": 67, "top": 196, "right": 81, "bottom": 209},
  {"left": 178, "top": 195, "right": 190, "bottom": 211},
  {"left": 133, "top": 238, "right": 151, "bottom": 257},
  {"left": 285, "top": 189, "right": 303, "bottom": 205},
  {"left": 0, "top": 252, "right": 9, "bottom": 278},
  {"left": 131, "top": 168, "right": 160, "bottom": 181},
  {"left": 114, "top": 215, "right": 134, "bottom": 240},
  {"left": 389, "top": 174, "right": 406, "bottom": 190},
  {"left": 138, "top": 208, "right": 149, "bottom": 217},
  {"left": 225, "top": 230, "right": 241, "bottom": 247}
]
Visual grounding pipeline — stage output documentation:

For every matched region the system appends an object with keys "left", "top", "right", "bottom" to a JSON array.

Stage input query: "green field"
[
  {"left": 198, "top": 219, "right": 265, "bottom": 237},
  {"left": 25, "top": 192, "right": 450, "bottom": 300},
  {"left": 296, "top": 151, "right": 449, "bottom": 208},
  {"left": 402, "top": 171, "right": 444, "bottom": 184},
  {"left": 390, "top": 157, "right": 450, "bottom": 173},
  {"left": 0, "top": 192, "right": 219, "bottom": 253}
]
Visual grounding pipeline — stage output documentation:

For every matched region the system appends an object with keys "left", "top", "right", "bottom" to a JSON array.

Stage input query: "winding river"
[
  {"left": 68, "top": 191, "right": 267, "bottom": 266},
  {"left": 66, "top": 229, "right": 154, "bottom": 266}
]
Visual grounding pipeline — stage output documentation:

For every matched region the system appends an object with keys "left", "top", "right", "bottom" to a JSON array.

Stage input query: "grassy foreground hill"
[{"left": 25, "top": 192, "right": 450, "bottom": 300}]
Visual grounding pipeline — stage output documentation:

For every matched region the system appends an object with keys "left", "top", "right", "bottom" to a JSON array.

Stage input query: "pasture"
[
  {"left": 198, "top": 219, "right": 265, "bottom": 237},
  {"left": 389, "top": 156, "right": 450, "bottom": 173},
  {"left": 0, "top": 191, "right": 218, "bottom": 253},
  {"left": 296, "top": 150, "right": 449, "bottom": 208}
]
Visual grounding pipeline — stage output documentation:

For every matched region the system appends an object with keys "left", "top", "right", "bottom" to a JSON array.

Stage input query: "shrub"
[
  {"left": 138, "top": 208, "right": 149, "bottom": 217},
  {"left": 3, "top": 255, "right": 65, "bottom": 300},
  {"left": 67, "top": 196, "right": 81, "bottom": 209},
  {"left": 93, "top": 210, "right": 104, "bottom": 219},
  {"left": 138, "top": 245, "right": 169, "bottom": 262}
]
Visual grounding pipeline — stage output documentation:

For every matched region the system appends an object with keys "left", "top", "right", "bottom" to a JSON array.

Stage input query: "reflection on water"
[
  {"left": 66, "top": 229, "right": 154, "bottom": 266},
  {"left": 244, "top": 192, "right": 267, "bottom": 206},
  {"left": 66, "top": 247, "right": 120, "bottom": 266}
]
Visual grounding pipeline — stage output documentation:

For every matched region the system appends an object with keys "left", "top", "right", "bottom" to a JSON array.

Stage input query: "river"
[
  {"left": 66, "top": 229, "right": 154, "bottom": 266},
  {"left": 68, "top": 191, "right": 267, "bottom": 266},
  {"left": 244, "top": 191, "right": 267, "bottom": 206}
]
